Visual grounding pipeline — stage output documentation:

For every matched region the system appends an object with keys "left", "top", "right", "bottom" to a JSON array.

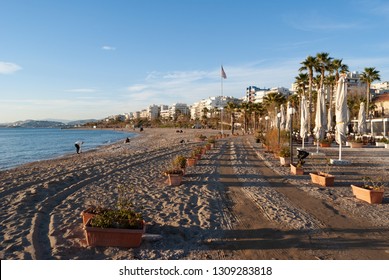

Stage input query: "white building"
[{"left": 190, "top": 96, "right": 240, "bottom": 120}]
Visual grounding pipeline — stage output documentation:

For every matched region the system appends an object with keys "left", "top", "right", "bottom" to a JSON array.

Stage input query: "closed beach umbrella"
[
  {"left": 285, "top": 101, "right": 291, "bottom": 130},
  {"left": 327, "top": 107, "right": 333, "bottom": 132},
  {"left": 280, "top": 104, "right": 286, "bottom": 130},
  {"left": 314, "top": 89, "right": 327, "bottom": 152},
  {"left": 300, "top": 95, "right": 308, "bottom": 148},
  {"left": 358, "top": 102, "right": 366, "bottom": 135},
  {"left": 335, "top": 76, "right": 348, "bottom": 160},
  {"left": 314, "top": 89, "right": 327, "bottom": 141}
]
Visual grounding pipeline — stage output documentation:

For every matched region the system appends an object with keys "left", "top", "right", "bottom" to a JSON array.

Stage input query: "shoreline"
[{"left": 0, "top": 128, "right": 138, "bottom": 172}]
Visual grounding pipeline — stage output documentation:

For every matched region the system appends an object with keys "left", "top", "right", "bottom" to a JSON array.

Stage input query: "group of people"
[{"left": 74, "top": 136, "right": 132, "bottom": 154}]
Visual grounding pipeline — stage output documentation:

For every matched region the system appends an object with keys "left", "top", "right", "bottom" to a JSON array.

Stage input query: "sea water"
[{"left": 0, "top": 128, "right": 136, "bottom": 171}]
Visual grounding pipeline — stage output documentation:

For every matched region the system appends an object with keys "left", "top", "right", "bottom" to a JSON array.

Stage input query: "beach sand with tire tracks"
[{"left": 0, "top": 128, "right": 388, "bottom": 260}]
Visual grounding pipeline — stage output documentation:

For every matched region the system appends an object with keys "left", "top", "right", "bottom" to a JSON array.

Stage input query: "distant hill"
[
  {"left": 0, "top": 119, "right": 99, "bottom": 128},
  {"left": 6, "top": 120, "right": 66, "bottom": 128},
  {"left": 67, "top": 119, "right": 97, "bottom": 125}
]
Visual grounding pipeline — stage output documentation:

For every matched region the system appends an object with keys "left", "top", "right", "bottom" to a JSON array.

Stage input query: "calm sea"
[{"left": 0, "top": 128, "right": 136, "bottom": 171}]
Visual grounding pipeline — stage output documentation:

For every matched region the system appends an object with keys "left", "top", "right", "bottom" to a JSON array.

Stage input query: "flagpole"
[{"left": 221, "top": 65, "right": 224, "bottom": 135}]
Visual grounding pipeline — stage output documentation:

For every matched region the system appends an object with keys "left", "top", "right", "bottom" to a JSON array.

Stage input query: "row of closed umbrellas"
[{"left": 277, "top": 76, "right": 367, "bottom": 142}]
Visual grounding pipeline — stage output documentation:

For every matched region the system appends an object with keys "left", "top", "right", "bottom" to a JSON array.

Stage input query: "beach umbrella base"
[{"left": 330, "top": 159, "right": 351, "bottom": 165}]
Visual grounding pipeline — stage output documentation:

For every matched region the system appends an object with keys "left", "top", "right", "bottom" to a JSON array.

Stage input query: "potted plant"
[
  {"left": 173, "top": 155, "right": 186, "bottom": 171},
  {"left": 290, "top": 161, "right": 304, "bottom": 175},
  {"left": 309, "top": 158, "right": 335, "bottom": 187},
  {"left": 84, "top": 185, "right": 145, "bottom": 248},
  {"left": 186, "top": 153, "right": 197, "bottom": 167},
  {"left": 319, "top": 138, "right": 331, "bottom": 147},
  {"left": 278, "top": 146, "right": 291, "bottom": 167},
  {"left": 382, "top": 137, "right": 389, "bottom": 148},
  {"left": 351, "top": 176, "right": 386, "bottom": 204},
  {"left": 195, "top": 133, "right": 207, "bottom": 142},
  {"left": 349, "top": 138, "right": 363, "bottom": 148},
  {"left": 193, "top": 147, "right": 202, "bottom": 160},
  {"left": 207, "top": 138, "right": 216, "bottom": 148},
  {"left": 164, "top": 169, "right": 184, "bottom": 186}
]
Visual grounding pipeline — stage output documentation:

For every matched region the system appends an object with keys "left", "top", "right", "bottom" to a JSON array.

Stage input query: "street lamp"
[
  {"left": 288, "top": 107, "right": 296, "bottom": 164},
  {"left": 219, "top": 107, "right": 224, "bottom": 136}
]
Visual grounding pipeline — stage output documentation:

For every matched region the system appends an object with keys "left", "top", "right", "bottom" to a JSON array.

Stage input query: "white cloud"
[
  {"left": 0, "top": 61, "right": 22, "bottom": 74},
  {"left": 101, "top": 45, "right": 116, "bottom": 51},
  {"left": 65, "top": 88, "right": 98, "bottom": 93},
  {"left": 124, "top": 61, "right": 299, "bottom": 108}
]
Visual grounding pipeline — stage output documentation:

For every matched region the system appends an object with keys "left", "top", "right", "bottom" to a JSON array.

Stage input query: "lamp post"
[
  {"left": 220, "top": 107, "right": 224, "bottom": 136},
  {"left": 288, "top": 107, "right": 296, "bottom": 165},
  {"left": 277, "top": 112, "right": 281, "bottom": 145}
]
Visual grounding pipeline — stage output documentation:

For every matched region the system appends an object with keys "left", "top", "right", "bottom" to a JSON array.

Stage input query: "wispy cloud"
[
  {"left": 285, "top": 11, "right": 361, "bottom": 32},
  {"left": 0, "top": 61, "right": 22, "bottom": 74},
  {"left": 124, "top": 61, "right": 299, "bottom": 108},
  {"left": 101, "top": 45, "right": 116, "bottom": 51},
  {"left": 65, "top": 88, "right": 98, "bottom": 93}
]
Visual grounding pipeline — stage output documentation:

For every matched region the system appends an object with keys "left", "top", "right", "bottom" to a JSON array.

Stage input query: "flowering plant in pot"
[
  {"left": 351, "top": 175, "right": 386, "bottom": 204},
  {"left": 349, "top": 138, "right": 363, "bottom": 148},
  {"left": 84, "top": 185, "right": 145, "bottom": 248},
  {"left": 319, "top": 138, "right": 331, "bottom": 147},
  {"left": 309, "top": 157, "right": 335, "bottom": 187},
  {"left": 164, "top": 156, "right": 186, "bottom": 186},
  {"left": 278, "top": 146, "right": 291, "bottom": 167}
]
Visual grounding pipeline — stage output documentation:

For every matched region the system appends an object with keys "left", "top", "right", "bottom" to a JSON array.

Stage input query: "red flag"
[{"left": 221, "top": 66, "right": 227, "bottom": 79}]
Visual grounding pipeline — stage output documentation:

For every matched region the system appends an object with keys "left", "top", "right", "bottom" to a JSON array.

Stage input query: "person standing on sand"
[{"left": 75, "top": 141, "right": 83, "bottom": 154}]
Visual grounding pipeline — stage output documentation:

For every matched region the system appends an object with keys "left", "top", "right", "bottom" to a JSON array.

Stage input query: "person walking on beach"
[{"left": 75, "top": 141, "right": 83, "bottom": 154}]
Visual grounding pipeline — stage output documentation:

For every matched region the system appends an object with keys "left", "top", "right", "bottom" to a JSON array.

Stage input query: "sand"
[{"left": 0, "top": 128, "right": 388, "bottom": 260}]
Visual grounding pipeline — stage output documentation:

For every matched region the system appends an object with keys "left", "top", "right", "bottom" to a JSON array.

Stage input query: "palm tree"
[
  {"left": 360, "top": 67, "right": 381, "bottom": 119},
  {"left": 315, "top": 52, "right": 333, "bottom": 90},
  {"left": 299, "top": 55, "right": 317, "bottom": 134},
  {"left": 239, "top": 102, "right": 250, "bottom": 133},
  {"left": 331, "top": 58, "right": 349, "bottom": 82},
  {"left": 225, "top": 102, "right": 238, "bottom": 135},
  {"left": 294, "top": 73, "right": 308, "bottom": 97}
]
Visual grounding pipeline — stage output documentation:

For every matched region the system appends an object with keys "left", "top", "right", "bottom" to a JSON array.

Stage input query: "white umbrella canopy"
[
  {"left": 335, "top": 76, "right": 348, "bottom": 144},
  {"left": 280, "top": 104, "right": 286, "bottom": 130},
  {"left": 314, "top": 89, "right": 327, "bottom": 141},
  {"left": 358, "top": 102, "right": 367, "bottom": 135},
  {"left": 300, "top": 95, "right": 308, "bottom": 147}
]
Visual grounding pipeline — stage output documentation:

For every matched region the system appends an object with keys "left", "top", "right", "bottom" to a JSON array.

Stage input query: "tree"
[
  {"left": 225, "top": 102, "right": 239, "bottom": 135},
  {"left": 360, "top": 67, "right": 381, "bottom": 118},
  {"left": 315, "top": 52, "right": 333, "bottom": 90},
  {"left": 299, "top": 55, "right": 317, "bottom": 134},
  {"left": 294, "top": 73, "right": 308, "bottom": 97}
]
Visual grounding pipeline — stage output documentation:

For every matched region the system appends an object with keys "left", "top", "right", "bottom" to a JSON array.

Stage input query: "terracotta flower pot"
[
  {"left": 167, "top": 174, "right": 183, "bottom": 186},
  {"left": 320, "top": 142, "right": 331, "bottom": 147},
  {"left": 351, "top": 185, "right": 384, "bottom": 204},
  {"left": 350, "top": 142, "right": 363, "bottom": 148},
  {"left": 186, "top": 158, "right": 197, "bottom": 167},
  {"left": 279, "top": 157, "right": 290, "bottom": 167},
  {"left": 290, "top": 164, "right": 304, "bottom": 175},
  {"left": 84, "top": 220, "right": 146, "bottom": 248},
  {"left": 310, "top": 172, "right": 335, "bottom": 187}
]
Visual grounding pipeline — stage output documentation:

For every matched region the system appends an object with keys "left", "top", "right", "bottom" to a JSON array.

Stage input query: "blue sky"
[{"left": 1, "top": 0, "right": 388, "bottom": 123}]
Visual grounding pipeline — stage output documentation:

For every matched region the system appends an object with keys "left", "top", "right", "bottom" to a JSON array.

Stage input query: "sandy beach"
[{"left": 0, "top": 128, "right": 388, "bottom": 260}]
